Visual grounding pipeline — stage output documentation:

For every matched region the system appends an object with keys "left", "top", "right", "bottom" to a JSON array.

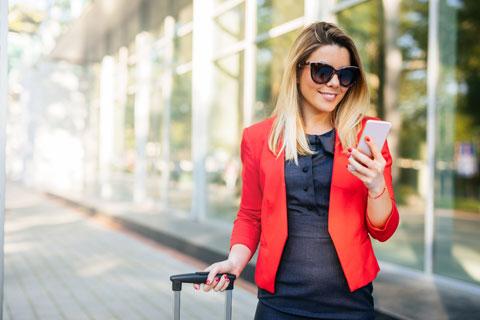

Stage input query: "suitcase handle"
[{"left": 170, "top": 272, "right": 236, "bottom": 291}]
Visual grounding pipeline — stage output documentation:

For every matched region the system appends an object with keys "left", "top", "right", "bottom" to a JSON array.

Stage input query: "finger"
[
  {"left": 193, "top": 283, "right": 200, "bottom": 291},
  {"left": 347, "top": 164, "right": 370, "bottom": 182},
  {"left": 350, "top": 148, "right": 375, "bottom": 168},
  {"left": 364, "top": 136, "right": 382, "bottom": 160},
  {"left": 203, "top": 276, "right": 220, "bottom": 292},
  {"left": 205, "top": 265, "right": 218, "bottom": 288},
  {"left": 348, "top": 156, "right": 375, "bottom": 177},
  {"left": 214, "top": 274, "right": 228, "bottom": 292},
  {"left": 220, "top": 276, "right": 231, "bottom": 292}
]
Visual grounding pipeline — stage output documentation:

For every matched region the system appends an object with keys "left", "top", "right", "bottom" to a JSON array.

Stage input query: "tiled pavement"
[{"left": 3, "top": 184, "right": 258, "bottom": 319}]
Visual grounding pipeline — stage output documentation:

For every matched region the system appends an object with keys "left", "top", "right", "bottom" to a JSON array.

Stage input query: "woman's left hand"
[{"left": 346, "top": 136, "right": 386, "bottom": 197}]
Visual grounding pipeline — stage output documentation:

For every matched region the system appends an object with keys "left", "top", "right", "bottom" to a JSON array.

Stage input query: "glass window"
[
  {"left": 257, "top": 0, "right": 304, "bottom": 34},
  {"left": 207, "top": 53, "right": 244, "bottom": 221},
  {"left": 122, "top": 59, "right": 136, "bottom": 175},
  {"left": 338, "top": 0, "right": 428, "bottom": 271},
  {"left": 213, "top": 2, "right": 245, "bottom": 52},
  {"left": 175, "top": 32, "right": 193, "bottom": 65},
  {"left": 173, "top": 0, "right": 193, "bottom": 26},
  {"left": 147, "top": 51, "right": 164, "bottom": 176},
  {"left": 169, "top": 71, "right": 192, "bottom": 213},
  {"left": 255, "top": 29, "right": 300, "bottom": 122},
  {"left": 337, "top": 1, "right": 381, "bottom": 112},
  {"left": 433, "top": 0, "right": 480, "bottom": 286}
]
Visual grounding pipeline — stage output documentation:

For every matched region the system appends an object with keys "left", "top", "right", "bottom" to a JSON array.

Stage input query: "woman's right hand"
[
  {"left": 193, "top": 258, "right": 240, "bottom": 292},
  {"left": 193, "top": 244, "right": 251, "bottom": 292}
]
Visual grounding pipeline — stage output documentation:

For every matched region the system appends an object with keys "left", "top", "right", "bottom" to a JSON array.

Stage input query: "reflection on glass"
[
  {"left": 213, "top": 2, "right": 245, "bottom": 52},
  {"left": 148, "top": 50, "right": 164, "bottom": 177},
  {"left": 175, "top": 32, "right": 193, "bottom": 65},
  {"left": 169, "top": 71, "right": 192, "bottom": 212},
  {"left": 257, "top": 0, "right": 304, "bottom": 34},
  {"left": 124, "top": 58, "right": 136, "bottom": 174},
  {"left": 338, "top": 0, "right": 428, "bottom": 270},
  {"left": 207, "top": 53, "right": 244, "bottom": 221},
  {"left": 255, "top": 29, "right": 299, "bottom": 122},
  {"left": 433, "top": 0, "right": 480, "bottom": 286},
  {"left": 174, "top": 0, "right": 193, "bottom": 26},
  {"left": 337, "top": 0, "right": 381, "bottom": 111}
]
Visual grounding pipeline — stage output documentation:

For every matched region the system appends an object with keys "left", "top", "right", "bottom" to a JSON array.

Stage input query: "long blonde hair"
[{"left": 268, "top": 21, "right": 370, "bottom": 165}]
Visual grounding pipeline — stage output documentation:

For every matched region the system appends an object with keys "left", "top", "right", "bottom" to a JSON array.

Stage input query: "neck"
[{"left": 302, "top": 106, "right": 334, "bottom": 135}]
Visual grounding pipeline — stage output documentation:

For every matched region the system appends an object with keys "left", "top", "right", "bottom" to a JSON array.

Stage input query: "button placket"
[{"left": 306, "top": 156, "right": 315, "bottom": 212}]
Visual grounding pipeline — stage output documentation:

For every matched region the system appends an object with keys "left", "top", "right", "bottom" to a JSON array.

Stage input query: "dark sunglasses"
[{"left": 298, "top": 61, "right": 359, "bottom": 87}]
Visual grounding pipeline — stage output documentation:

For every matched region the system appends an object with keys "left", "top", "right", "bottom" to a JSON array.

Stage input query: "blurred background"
[{"left": 3, "top": 0, "right": 480, "bottom": 318}]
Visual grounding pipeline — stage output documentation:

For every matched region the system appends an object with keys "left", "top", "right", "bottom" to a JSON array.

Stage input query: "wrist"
[
  {"left": 368, "top": 181, "right": 386, "bottom": 198},
  {"left": 227, "top": 256, "right": 243, "bottom": 277}
]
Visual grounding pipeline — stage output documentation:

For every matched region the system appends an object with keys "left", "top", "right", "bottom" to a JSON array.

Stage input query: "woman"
[{"left": 194, "top": 21, "right": 400, "bottom": 319}]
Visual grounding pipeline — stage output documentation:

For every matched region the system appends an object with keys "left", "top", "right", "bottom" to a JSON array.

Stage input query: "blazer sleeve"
[
  {"left": 365, "top": 139, "right": 400, "bottom": 242},
  {"left": 229, "top": 127, "right": 262, "bottom": 259}
]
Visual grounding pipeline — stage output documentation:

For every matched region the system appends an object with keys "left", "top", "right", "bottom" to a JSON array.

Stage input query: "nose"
[{"left": 326, "top": 73, "right": 340, "bottom": 88}]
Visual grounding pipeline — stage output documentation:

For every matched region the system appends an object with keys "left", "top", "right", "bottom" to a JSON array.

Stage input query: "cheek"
[
  {"left": 338, "top": 87, "right": 349, "bottom": 100},
  {"left": 299, "top": 72, "right": 316, "bottom": 97}
]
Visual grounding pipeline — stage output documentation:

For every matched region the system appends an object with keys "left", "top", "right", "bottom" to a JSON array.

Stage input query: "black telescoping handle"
[{"left": 170, "top": 272, "right": 236, "bottom": 291}]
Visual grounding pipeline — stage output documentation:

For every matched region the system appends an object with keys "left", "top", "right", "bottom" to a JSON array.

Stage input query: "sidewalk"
[{"left": 3, "top": 183, "right": 258, "bottom": 319}]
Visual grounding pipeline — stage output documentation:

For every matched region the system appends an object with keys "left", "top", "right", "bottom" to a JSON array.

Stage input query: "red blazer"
[{"left": 230, "top": 116, "right": 400, "bottom": 293}]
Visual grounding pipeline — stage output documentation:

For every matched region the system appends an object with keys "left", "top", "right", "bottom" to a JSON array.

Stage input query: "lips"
[{"left": 318, "top": 91, "right": 338, "bottom": 102}]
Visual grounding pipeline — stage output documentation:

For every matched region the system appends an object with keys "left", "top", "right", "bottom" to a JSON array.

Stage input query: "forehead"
[{"left": 307, "top": 45, "right": 351, "bottom": 68}]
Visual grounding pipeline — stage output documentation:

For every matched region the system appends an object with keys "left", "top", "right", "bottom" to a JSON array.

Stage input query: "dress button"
[
  {"left": 302, "top": 167, "right": 309, "bottom": 173},
  {"left": 307, "top": 205, "right": 314, "bottom": 211},
  {"left": 303, "top": 186, "right": 309, "bottom": 192}
]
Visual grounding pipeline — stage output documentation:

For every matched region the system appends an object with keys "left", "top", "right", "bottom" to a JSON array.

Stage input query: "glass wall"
[
  {"left": 168, "top": 2, "right": 193, "bottom": 213},
  {"left": 169, "top": 70, "right": 192, "bottom": 212},
  {"left": 207, "top": 1, "right": 246, "bottom": 221},
  {"left": 433, "top": 0, "right": 480, "bottom": 285},
  {"left": 207, "top": 53, "right": 244, "bottom": 220},
  {"left": 213, "top": 1, "right": 245, "bottom": 51},
  {"left": 257, "top": 0, "right": 303, "bottom": 34},
  {"left": 337, "top": 0, "right": 428, "bottom": 271},
  {"left": 256, "top": 29, "right": 300, "bottom": 121}
]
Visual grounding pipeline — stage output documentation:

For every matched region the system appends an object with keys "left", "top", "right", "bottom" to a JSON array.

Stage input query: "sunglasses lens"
[
  {"left": 338, "top": 68, "right": 358, "bottom": 87},
  {"left": 311, "top": 64, "right": 334, "bottom": 84}
]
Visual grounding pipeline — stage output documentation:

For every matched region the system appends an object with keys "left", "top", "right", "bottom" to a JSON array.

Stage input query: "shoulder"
[
  {"left": 244, "top": 116, "right": 275, "bottom": 136},
  {"left": 242, "top": 116, "right": 275, "bottom": 142},
  {"left": 240, "top": 117, "right": 275, "bottom": 156}
]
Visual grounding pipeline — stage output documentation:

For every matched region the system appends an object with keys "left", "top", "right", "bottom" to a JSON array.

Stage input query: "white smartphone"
[{"left": 357, "top": 120, "right": 392, "bottom": 158}]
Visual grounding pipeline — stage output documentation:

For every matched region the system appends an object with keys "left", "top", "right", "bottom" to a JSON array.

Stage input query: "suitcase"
[{"left": 170, "top": 271, "right": 236, "bottom": 320}]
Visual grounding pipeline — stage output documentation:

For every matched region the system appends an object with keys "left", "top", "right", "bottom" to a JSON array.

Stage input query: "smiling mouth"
[{"left": 318, "top": 91, "right": 338, "bottom": 101}]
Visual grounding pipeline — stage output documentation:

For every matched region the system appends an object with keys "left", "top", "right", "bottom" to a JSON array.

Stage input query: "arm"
[
  {"left": 347, "top": 137, "right": 400, "bottom": 242},
  {"left": 364, "top": 139, "right": 399, "bottom": 241},
  {"left": 199, "top": 128, "right": 263, "bottom": 292},
  {"left": 229, "top": 127, "right": 262, "bottom": 259}
]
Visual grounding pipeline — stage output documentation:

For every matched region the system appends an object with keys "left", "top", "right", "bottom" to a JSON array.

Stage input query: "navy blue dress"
[{"left": 255, "top": 129, "right": 374, "bottom": 320}]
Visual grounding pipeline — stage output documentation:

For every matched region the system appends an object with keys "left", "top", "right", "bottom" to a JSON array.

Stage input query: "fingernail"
[
  {"left": 205, "top": 279, "right": 211, "bottom": 285},
  {"left": 223, "top": 274, "right": 228, "bottom": 279},
  {"left": 365, "top": 136, "right": 370, "bottom": 142},
  {"left": 348, "top": 147, "right": 352, "bottom": 152},
  {"left": 215, "top": 277, "right": 220, "bottom": 282}
]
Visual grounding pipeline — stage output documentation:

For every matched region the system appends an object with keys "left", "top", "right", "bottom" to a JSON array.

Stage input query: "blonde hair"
[{"left": 268, "top": 21, "right": 370, "bottom": 165}]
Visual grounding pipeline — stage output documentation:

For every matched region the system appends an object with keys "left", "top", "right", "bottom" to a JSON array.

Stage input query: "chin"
[{"left": 312, "top": 99, "right": 339, "bottom": 113}]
